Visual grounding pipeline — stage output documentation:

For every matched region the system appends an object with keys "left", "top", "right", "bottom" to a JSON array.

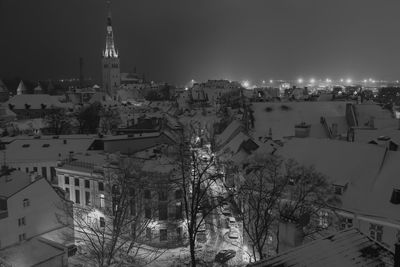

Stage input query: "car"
[
  {"left": 215, "top": 249, "right": 236, "bottom": 263},
  {"left": 227, "top": 216, "right": 237, "bottom": 228},
  {"left": 221, "top": 204, "right": 231, "bottom": 216},
  {"left": 228, "top": 228, "right": 239, "bottom": 239}
]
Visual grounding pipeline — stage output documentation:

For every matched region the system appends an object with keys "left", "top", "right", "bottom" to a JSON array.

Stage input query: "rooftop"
[
  {"left": 0, "top": 238, "right": 65, "bottom": 267},
  {"left": 251, "top": 101, "right": 348, "bottom": 140},
  {"left": 6, "top": 94, "right": 67, "bottom": 110},
  {"left": 0, "top": 170, "right": 31, "bottom": 198},
  {"left": 248, "top": 228, "right": 394, "bottom": 267}
]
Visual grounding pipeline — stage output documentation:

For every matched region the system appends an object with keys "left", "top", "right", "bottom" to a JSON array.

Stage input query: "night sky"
[{"left": 1, "top": 0, "right": 400, "bottom": 85}]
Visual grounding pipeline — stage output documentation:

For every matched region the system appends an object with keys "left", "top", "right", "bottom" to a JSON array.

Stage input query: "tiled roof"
[
  {"left": 248, "top": 228, "right": 394, "bottom": 267},
  {"left": 6, "top": 94, "right": 66, "bottom": 110}
]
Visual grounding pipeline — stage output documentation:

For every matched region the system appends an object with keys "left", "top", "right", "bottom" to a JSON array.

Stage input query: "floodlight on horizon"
[
  {"left": 242, "top": 80, "right": 250, "bottom": 88},
  {"left": 346, "top": 78, "right": 352, "bottom": 84}
]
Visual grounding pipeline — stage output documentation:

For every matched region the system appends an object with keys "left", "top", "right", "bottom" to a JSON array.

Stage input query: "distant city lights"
[
  {"left": 242, "top": 80, "right": 250, "bottom": 88},
  {"left": 346, "top": 78, "right": 352, "bottom": 84},
  {"left": 269, "top": 80, "right": 273, "bottom": 84},
  {"left": 310, "top": 78, "right": 315, "bottom": 83},
  {"left": 298, "top": 78, "right": 303, "bottom": 84}
]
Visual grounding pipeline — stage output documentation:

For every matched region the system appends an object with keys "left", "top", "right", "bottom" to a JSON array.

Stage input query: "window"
[
  {"left": 50, "top": 167, "right": 56, "bottom": 179},
  {"left": 333, "top": 185, "right": 344, "bottom": 195},
  {"left": 160, "top": 229, "right": 167, "bottom": 241},
  {"left": 159, "top": 190, "right": 168, "bottom": 201},
  {"left": 99, "top": 217, "right": 105, "bottom": 228},
  {"left": 98, "top": 182, "right": 104, "bottom": 191},
  {"left": 100, "top": 194, "right": 105, "bottom": 208},
  {"left": 159, "top": 203, "right": 168, "bottom": 220},
  {"left": 175, "top": 190, "right": 182, "bottom": 199},
  {"left": 175, "top": 202, "right": 182, "bottom": 220},
  {"left": 64, "top": 176, "right": 70, "bottom": 185},
  {"left": 23, "top": 198, "right": 30, "bottom": 208},
  {"left": 25, "top": 167, "right": 29, "bottom": 173},
  {"left": 33, "top": 167, "right": 38, "bottom": 173},
  {"left": 75, "top": 178, "right": 80, "bottom": 186},
  {"left": 75, "top": 190, "right": 80, "bottom": 204},
  {"left": 370, "top": 224, "right": 383, "bottom": 242},
  {"left": 85, "top": 192, "right": 91, "bottom": 206},
  {"left": 144, "top": 190, "right": 151, "bottom": 199},
  {"left": 340, "top": 217, "right": 353, "bottom": 230},
  {"left": 85, "top": 180, "right": 90, "bottom": 189},
  {"left": 145, "top": 206, "right": 151, "bottom": 219},
  {"left": 390, "top": 188, "right": 400, "bottom": 204},
  {"left": 18, "top": 233, "right": 26, "bottom": 242},
  {"left": 318, "top": 211, "right": 329, "bottom": 229},
  {"left": 146, "top": 228, "right": 152, "bottom": 240},
  {"left": 18, "top": 217, "right": 26, "bottom": 226},
  {"left": 41, "top": 167, "right": 47, "bottom": 179}
]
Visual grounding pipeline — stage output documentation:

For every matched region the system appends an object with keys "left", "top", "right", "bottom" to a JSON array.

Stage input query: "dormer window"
[
  {"left": 332, "top": 184, "right": 346, "bottom": 195},
  {"left": 390, "top": 188, "right": 400, "bottom": 204}
]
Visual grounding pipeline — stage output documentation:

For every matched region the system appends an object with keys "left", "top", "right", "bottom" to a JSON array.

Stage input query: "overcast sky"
[{"left": 1, "top": 0, "right": 400, "bottom": 85}]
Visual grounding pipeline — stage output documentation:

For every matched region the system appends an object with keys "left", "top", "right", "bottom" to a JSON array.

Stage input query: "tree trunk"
[{"left": 189, "top": 238, "right": 196, "bottom": 267}]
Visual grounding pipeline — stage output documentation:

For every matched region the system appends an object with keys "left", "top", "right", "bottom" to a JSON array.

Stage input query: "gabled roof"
[{"left": 248, "top": 228, "right": 394, "bottom": 267}]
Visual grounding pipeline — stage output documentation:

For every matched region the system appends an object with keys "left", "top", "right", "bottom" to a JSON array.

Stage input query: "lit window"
[
  {"left": 100, "top": 194, "right": 105, "bottom": 208},
  {"left": 23, "top": 199, "right": 30, "bottom": 208}
]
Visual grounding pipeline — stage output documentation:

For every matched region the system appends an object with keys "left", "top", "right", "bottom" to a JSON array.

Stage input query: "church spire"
[{"left": 103, "top": 0, "right": 118, "bottom": 58}]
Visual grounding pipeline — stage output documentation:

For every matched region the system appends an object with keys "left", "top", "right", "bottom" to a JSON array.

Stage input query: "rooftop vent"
[
  {"left": 22, "top": 144, "right": 30, "bottom": 148},
  {"left": 390, "top": 188, "right": 400, "bottom": 204}
]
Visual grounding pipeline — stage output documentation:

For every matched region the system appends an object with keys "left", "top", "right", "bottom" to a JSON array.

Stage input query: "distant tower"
[
  {"left": 16, "top": 80, "right": 27, "bottom": 95},
  {"left": 102, "top": 0, "right": 120, "bottom": 97}
]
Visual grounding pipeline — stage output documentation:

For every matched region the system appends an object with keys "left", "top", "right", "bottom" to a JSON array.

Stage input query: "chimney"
[
  {"left": 395, "top": 242, "right": 400, "bottom": 267},
  {"left": 294, "top": 122, "right": 311, "bottom": 138}
]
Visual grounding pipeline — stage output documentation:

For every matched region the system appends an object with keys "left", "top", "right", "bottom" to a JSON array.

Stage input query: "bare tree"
[
  {"left": 176, "top": 128, "right": 227, "bottom": 267},
  {"left": 237, "top": 154, "right": 338, "bottom": 261},
  {"left": 99, "top": 106, "right": 121, "bottom": 134},
  {"left": 44, "top": 109, "right": 72, "bottom": 135},
  {"left": 58, "top": 160, "right": 166, "bottom": 266}
]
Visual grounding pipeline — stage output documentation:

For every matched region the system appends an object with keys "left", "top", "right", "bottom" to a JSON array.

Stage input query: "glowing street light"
[
  {"left": 242, "top": 80, "right": 250, "bottom": 88},
  {"left": 346, "top": 79, "right": 352, "bottom": 84},
  {"left": 269, "top": 79, "right": 273, "bottom": 84},
  {"left": 262, "top": 80, "right": 266, "bottom": 84},
  {"left": 340, "top": 78, "right": 344, "bottom": 83},
  {"left": 298, "top": 78, "right": 303, "bottom": 84},
  {"left": 310, "top": 78, "right": 315, "bottom": 84},
  {"left": 363, "top": 79, "right": 367, "bottom": 83},
  {"left": 326, "top": 78, "right": 331, "bottom": 83}
]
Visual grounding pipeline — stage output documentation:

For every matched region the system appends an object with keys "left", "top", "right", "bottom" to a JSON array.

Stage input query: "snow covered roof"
[
  {"left": 355, "top": 103, "right": 395, "bottom": 127},
  {"left": 251, "top": 102, "right": 348, "bottom": 140},
  {"left": 6, "top": 94, "right": 66, "bottom": 109},
  {"left": 354, "top": 128, "right": 400, "bottom": 145},
  {"left": 5, "top": 136, "right": 95, "bottom": 163},
  {"left": 278, "top": 138, "right": 400, "bottom": 224},
  {"left": 0, "top": 238, "right": 65, "bottom": 267},
  {"left": 0, "top": 170, "right": 31, "bottom": 198},
  {"left": 89, "top": 92, "right": 118, "bottom": 106},
  {"left": 216, "top": 120, "right": 245, "bottom": 148},
  {"left": 248, "top": 228, "right": 393, "bottom": 267}
]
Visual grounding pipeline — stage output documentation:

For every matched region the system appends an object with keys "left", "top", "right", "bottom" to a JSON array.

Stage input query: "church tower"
[{"left": 102, "top": 0, "right": 120, "bottom": 97}]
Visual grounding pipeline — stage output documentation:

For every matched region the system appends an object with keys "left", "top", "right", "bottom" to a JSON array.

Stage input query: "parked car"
[
  {"left": 228, "top": 228, "right": 239, "bottom": 239},
  {"left": 215, "top": 249, "right": 236, "bottom": 263},
  {"left": 221, "top": 204, "right": 231, "bottom": 216},
  {"left": 227, "top": 216, "right": 237, "bottom": 228}
]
